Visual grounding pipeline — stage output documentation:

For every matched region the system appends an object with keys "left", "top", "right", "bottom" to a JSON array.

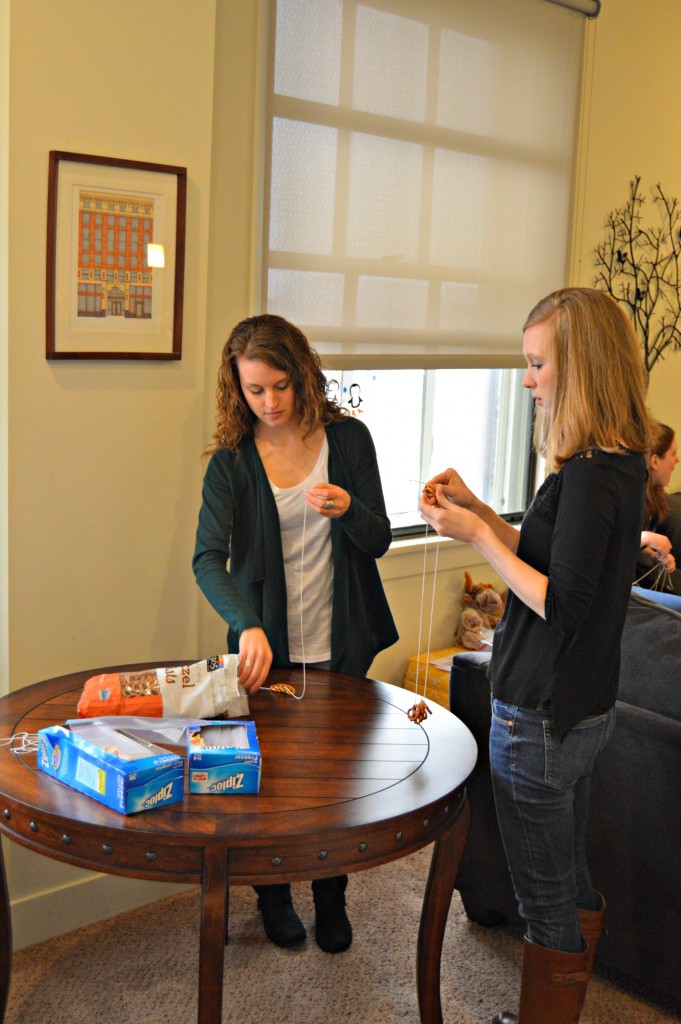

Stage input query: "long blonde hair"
[
  {"left": 206, "top": 314, "right": 346, "bottom": 454},
  {"left": 525, "top": 288, "right": 651, "bottom": 470}
]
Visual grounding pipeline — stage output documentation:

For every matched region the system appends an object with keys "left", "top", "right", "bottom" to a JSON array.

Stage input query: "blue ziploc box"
[
  {"left": 187, "top": 720, "right": 261, "bottom": 794},
  {"left": 37, "top": 722, "right": 185, "bottom": 814}
]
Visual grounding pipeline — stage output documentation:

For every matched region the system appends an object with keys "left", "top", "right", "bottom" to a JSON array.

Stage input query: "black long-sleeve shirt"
[{"left": 491, "top": 448, "right": 647, "bottom": 737}]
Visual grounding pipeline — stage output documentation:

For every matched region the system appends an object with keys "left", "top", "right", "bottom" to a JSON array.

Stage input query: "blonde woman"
[{"left": 421, "top": 288, "right": 651, "bottom": 1024}]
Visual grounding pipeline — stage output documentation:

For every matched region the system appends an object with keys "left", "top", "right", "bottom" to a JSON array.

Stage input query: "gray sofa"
[{"left": 449, "top": 591, "right": 681, "bottom": 1008}]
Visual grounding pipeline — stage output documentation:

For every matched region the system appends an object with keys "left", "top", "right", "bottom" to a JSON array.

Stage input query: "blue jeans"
[{"left": 490, "top": 699, "right": 615, "bottom": 951}]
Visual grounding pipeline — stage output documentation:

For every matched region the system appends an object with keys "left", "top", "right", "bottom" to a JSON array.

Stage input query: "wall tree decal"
[{"left": 593, "top": 175, "right": 681, "bottom": 380}]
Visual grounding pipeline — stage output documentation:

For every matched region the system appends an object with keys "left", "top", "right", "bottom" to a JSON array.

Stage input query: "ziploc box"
[
  {"left": 187, "top": 720, "right": 261, "bottom": 794},
  {"left": 37, "top": 722, "right": 184, "bottom": 814}
]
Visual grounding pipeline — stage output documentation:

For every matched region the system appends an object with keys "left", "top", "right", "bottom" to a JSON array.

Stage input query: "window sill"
[
  {"left": 380, "top": 533, "right": 474, "bottom": 582},
  {"left": 380, "top": 526, "right": 519, "bottom": 582}
]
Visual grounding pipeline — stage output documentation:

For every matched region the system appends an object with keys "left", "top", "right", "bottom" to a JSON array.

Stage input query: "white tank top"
[{"left": 268, "top": 436, "right": 333, "bottom": 663}]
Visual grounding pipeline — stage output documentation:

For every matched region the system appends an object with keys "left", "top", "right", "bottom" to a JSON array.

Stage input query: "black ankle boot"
[
  {"left": 254, "top": 884, "right": 306, "bottom": 948},
  {"left": 312, "top": 875, "right": 352, "bottom": 953}
]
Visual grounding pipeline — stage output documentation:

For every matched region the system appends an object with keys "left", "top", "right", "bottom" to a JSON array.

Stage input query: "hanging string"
[
  {"left": 633, "top": 561, "right": 673, "bottom": 592},
  {"left": 425, "top": 533, "right": 440, "bottom": 682},
  {"left": 262, "top": 496, "right": 308, "bottom": 701},
  {"left": 414, "top": 521, "right": 430, "bottom": 697},
  {"left": 413, "top": 514, "right": 440, "bottom": 700},
  {"left": 296, "top": 499, "right": 307, "bottom": 700}
]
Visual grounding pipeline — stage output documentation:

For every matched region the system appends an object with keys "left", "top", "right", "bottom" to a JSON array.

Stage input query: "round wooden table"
[{"left": 0, "top": 663, "right": 477, "bottom": 1024}]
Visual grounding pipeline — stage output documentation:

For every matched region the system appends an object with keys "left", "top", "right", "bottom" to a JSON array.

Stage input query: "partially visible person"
[
  {"left": 193, "top": 313, "right": 398, "bottom": 954},
  {"left": 420, "top": 287, "right": 651, "bottom": 1024},
  {"left": 636, "top": 421, "right": 681, "bottom": 594}
]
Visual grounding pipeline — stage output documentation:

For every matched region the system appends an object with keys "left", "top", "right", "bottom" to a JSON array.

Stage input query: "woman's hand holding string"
[
  {"left": 641, "top": 530, "right": 671, "bottom": 556},
  {"left": 306, "top": 485, "right": 351, "bottom": 518},
  {"left": 640, "top": 531, "right": 676, "bottom": 572},
  {"left": 238, "top": 627, "right": 273, "bottom": 693},
  {"left": 421, "top": 467, "right": 477, "bottom": 510},
  {"left": 421, "top": 468, "right": 520, "bottom": 554},
  {"left": 420, "top": 467, "right": 547, "bottom": 619},
  {"left": 420, "top": 488, "right": 484, "bottom": 545},
  {"left": 653, "top": 549, "right": 676, "bottom": 572}
]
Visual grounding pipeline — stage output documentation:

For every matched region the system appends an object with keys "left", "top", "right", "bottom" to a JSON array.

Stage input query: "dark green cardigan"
[{"left": 192, "top": 417, "right": 398, "bottom": 677}]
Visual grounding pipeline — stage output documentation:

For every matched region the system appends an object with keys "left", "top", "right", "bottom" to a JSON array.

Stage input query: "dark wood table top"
[{"left": 0, "top": 662, "right": 477, "bottom": 1024}]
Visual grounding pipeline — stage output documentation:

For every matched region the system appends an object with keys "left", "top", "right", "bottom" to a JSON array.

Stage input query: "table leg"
[
  {"left": 416, "top": 796, "right": 471, "bottom": 1024},
  {"left": 0, "top": 839, "right": 11, "bottom": 1024},
  {"left": 197, "top": 846, "right": 228, "bottom": 1024}
]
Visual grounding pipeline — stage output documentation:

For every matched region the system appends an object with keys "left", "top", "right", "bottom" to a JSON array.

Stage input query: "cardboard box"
[
  {"left": 37, "top": 722, "right": 185, "bottom": 814},
  {"left": 403, "top": 646, "right": 468, "bottom": 709},
  {"left": 187, "top": 720, "right": 261, "bottom": 794}
]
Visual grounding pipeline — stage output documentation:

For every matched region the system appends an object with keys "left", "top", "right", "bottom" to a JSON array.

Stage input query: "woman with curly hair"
[
  {"left": 193, "top": 313, "right": 398, "bottom": 954},
  {"left": 420, "top": 287, "right": 651, "bottom": 1024}
]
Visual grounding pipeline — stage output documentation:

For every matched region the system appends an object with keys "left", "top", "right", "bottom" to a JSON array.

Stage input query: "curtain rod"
[{"left": 544, "top": 0, "right": 601, "bottom": 17}]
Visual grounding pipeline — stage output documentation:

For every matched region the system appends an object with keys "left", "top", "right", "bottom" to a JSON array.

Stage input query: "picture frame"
[{"left": 46, "top": 151, "right": 187, "bottom": 360}]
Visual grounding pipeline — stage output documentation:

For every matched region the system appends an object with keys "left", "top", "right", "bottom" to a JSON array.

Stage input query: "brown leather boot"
[
  {"left": 491, "top": 937, "right": 590, "bottom": 1023},
  {"left": 570, "top": 890, "right": 606, "bottom": 1018},
  {"left": 578, "top": 890, "right": 606, "bottom": 976}
]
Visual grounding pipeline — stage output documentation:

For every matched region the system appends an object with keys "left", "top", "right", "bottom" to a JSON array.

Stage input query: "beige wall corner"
[{"left": 570, "top": 0, "right": 681, "bottom": 490}]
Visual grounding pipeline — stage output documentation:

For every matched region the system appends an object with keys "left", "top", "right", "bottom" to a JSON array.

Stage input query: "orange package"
[
  {"left": 78, "top": 669, "right": 164, "bottom": 718},
  {"left": 77, "top": 655, "right": 248, "bottom": 720}
]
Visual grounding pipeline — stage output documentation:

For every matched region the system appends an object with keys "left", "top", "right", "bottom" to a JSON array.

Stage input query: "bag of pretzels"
[{"left": 77, "top": 654, "right": 249, "bottom": 720}]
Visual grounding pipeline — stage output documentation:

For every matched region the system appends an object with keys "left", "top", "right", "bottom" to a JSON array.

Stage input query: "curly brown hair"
[
  {"left": 206, "top": 314, "right": 346, "bottom": 453},
  {"left": 644, "top": 421, "right": 675, "bottom": 526}
]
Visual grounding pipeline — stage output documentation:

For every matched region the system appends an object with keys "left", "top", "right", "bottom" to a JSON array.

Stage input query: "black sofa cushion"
[{"left": 617, "top": 592, "right": 681, "bottom": 719}]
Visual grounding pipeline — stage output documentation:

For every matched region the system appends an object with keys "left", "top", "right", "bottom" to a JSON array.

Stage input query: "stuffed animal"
[{"left": 454, "top": 571, "right": 506, "bottom": 650}]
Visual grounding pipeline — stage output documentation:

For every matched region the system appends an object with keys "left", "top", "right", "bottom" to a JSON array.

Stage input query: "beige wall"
[
  {"left": 3, "top": 0, "right": 681, "bottom": 951},
  {"left": 1, "top": 0, "right": 9, "bottom": 700},
  {"left": 4, "top": 0, "right": 224, "bottom": 948},
  {"left": 7, "top": 1, "right": 218, "bottom": 691},
  {"left": 571, "top": 0, "right": 681, "bottom": 488}
]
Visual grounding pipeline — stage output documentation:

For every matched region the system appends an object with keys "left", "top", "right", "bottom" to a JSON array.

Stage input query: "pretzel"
[
  {"left": 268, "top": 682, "right": 297, "bottom": 697},
  {"left": 422, "top": 483, "right": 439, "bottom": 508},
  {"left": 407, "top": 699, "right": 432, "bottom": 724},
  {"left": 120, "top": 670, "right": 161, "bottom": 698}
]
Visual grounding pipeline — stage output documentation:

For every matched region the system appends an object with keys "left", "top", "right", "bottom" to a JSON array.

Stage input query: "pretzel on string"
[
  {"left": 422, "top": 482, "right": 439, "bottom": 507},
  {"left": 407, "top": 496, "right": 440, "bottom": 727},
  {"left": 267, "top": 682, "right": 297, "bottom": 698},
  {"left": 407, "top": 699, "right": 432, "bottom": 725}
]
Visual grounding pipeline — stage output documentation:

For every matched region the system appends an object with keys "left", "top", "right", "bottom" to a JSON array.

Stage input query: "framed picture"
[{"left": 46, "top": 151, "right": 187, "bottom": 360}]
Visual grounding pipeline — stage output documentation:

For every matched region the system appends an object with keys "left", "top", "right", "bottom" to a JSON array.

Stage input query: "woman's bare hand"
[
  {"left": 238, "top": 627, "right": 273, "bottom": 693},
  {"left": 306, "top": 485, "right": 351, "bottom": 518},
  {"left": 422, "top": 468, "right": 478, "bottom": 511}
]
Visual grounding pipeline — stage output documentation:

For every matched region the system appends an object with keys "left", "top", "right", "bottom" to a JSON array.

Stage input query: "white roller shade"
[{"left": 263, "top": 0, "right": 586, "bottom": 368}]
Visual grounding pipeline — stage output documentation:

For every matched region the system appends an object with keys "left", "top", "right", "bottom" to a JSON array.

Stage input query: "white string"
[
  {"left": 262, "top": 496, "right": 308, "bottom": 702},
  {"left": 0, "top": 732, "right": 41, "bottom": 754},
  {"left": 296, "top": 499, "right": 307, "bottom": 700},
  {"left": 425, "top": 534, "right": 440, "bottom": 676},
  {"left": 633, "top": 561, "right": 672, "bottom": 592},
  {"left": 414, "top": 521, "right": 441, "bottom": 700},
  {"left": 414, "top": 522, "right": 430, "bottom": 696},
  {"left": 410, "top": 475, "right": 443, "bottom": 705}
]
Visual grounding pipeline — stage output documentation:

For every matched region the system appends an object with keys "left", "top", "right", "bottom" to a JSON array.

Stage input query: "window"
[
  {"left": 326, "top": 367, "right": 533, "bottom": 531},
  {"left": 262, "top": 0, "right": 584, "bottom": 530}
]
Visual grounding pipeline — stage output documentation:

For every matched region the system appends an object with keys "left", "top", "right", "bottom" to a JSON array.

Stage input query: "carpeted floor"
[{"left": 5, "top": 846, "right": 680, "bottom": 1024}]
